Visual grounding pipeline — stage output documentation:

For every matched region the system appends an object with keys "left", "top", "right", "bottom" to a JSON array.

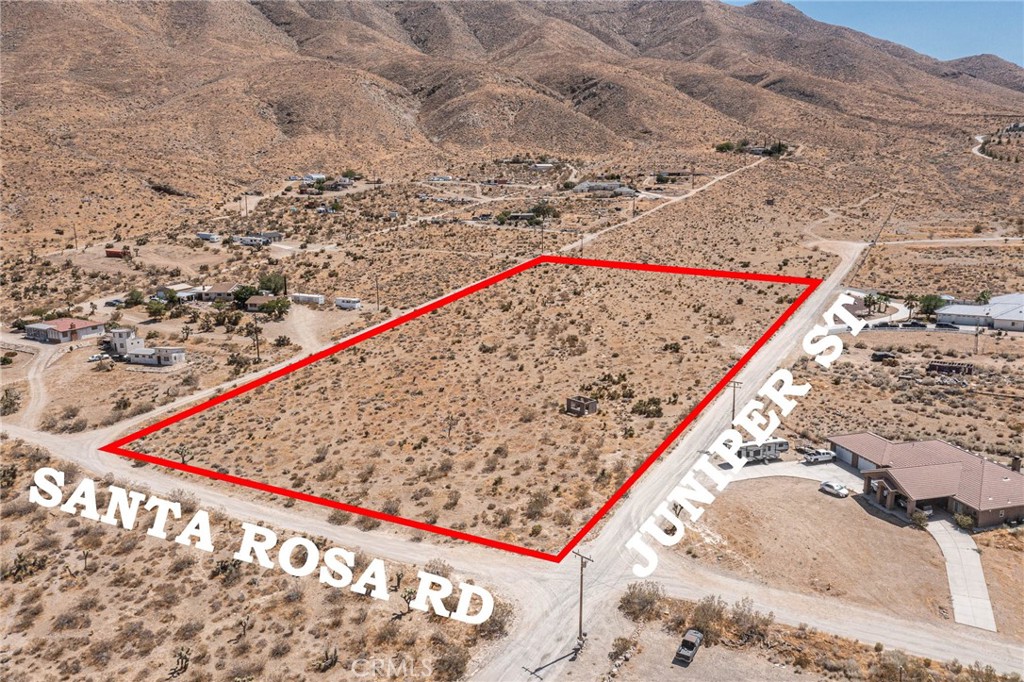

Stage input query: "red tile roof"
[{"left": 40, "top": 317, "right": 103, "bottom": 333}]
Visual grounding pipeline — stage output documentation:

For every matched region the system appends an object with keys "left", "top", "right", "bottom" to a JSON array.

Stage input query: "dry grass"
[
  {"left": 134, "top": 263, "right": 802, "bottom": 552},
  {"left": 0, "top": 440, "right": 508, "bottom": 681}
]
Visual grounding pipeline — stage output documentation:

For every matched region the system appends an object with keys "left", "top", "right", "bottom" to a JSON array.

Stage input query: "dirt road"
[{"left": 5, "top": 163, "right": 1022, "bottom": 679}]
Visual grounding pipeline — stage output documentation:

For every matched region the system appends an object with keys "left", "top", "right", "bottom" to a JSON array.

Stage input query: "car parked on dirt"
[
  {"left": 87, "top": 353, "right": 110, "bottom": 362},
  {"left": 820, "top": 481, "right": 849, "bottom": 498},
  {"left": 935, "top": 322, "right": 960, "bottom": 330},
  {"left": 674, "top": 629, "right": 704, "bottom": 663},
  {"left": 804, "top": 449, "right": 836, "bottom": 463}
]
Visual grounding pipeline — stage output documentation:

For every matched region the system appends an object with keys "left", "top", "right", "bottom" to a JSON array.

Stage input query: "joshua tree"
[{"left": 242, "top": 317, "right": 264, "bottom": 361}]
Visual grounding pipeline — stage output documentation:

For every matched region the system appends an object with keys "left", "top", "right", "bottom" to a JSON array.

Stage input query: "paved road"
[
  {"left": 5, "top": 167, "right": 1024, "bottom": 678},
  {"left": 927, "top": 519, "right": 997, "bottom": 632}
]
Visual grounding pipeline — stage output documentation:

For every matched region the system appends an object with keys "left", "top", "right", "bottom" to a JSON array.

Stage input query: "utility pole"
[
  {"left": 975, "top": 328, "right": 983, "bottom": 355},
  {"left": 375, "top": 272, "right": 381, "bottom": 312},
  {"left": 727, "top": 380, "right": 743, "bottom": 421},
  {"left": 571, "top": 550, "right": 593, "bottom": 651}
]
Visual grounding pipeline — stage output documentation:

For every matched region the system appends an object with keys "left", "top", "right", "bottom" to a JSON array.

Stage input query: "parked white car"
[
  {"left": 87, "top": 353, "right": 110, "bottom": 362},
  {"left": 820, "top": 481, "right": 849, "bottom": 498}
]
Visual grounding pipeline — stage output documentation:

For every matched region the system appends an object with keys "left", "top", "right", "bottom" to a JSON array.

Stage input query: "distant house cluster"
[
  {"left": 572, "top": 181, "right": 637, "bottom": 197},
  {"left": 828, "top": 432, "right": 1024, "bottom": 527},
  {"left": 936, "top": 293, "right": 1024, "bottom": 331},
  {"left": 25, "top": 318, "right": 105, "bottom": 344}
]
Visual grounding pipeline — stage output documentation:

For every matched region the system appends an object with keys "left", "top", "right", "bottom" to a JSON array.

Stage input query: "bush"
[
  {"left": 690, "top": 595, "right": 728, "bottom": 644},
  {"left": 631, "top": 397, "right": 663, "bottom": 418},
  {"left": 433, "top": 645, "right": 470, "bottom": 682},
  {"left": 477, "top": 600, "right": 513, "bottom": 640},
  {"left": 729, "top": 597, "right": 774, "bottom": 643},
  {"left": 954, "top": 512, "right": 974, "bottom": 530},
  {"left": 910, "top": 510, "right": 929, "bottom": 529},
  {"left": 609, "top": 636, "right": 633, "bottom": 660},
  {"left": 327, "top": 509, "right": 351, "bottom": 525},
  {"left": 618, "top": 581, "right": 663, "bottom": 622}
]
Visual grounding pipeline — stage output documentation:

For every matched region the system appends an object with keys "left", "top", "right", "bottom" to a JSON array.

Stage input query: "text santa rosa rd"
[{"left": 27, "top": 468, "right": 494, "bottom": 624}]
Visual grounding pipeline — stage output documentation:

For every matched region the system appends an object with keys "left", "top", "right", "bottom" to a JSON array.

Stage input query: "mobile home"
[
  {"left": 335, "top": 297, "right": 363, "bottom": 310},
  {"left": 290, "top": 293, "right": 325, "bottom": 306}
]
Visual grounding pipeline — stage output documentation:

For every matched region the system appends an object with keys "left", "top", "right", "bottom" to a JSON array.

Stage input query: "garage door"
[{"left": 834, "top": 446, "right": 854, "bottom": 466}]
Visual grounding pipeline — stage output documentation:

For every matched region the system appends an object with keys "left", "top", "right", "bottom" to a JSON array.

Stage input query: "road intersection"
[{"left": 4, "top": 158, "right": 1022, "bottom": 679}]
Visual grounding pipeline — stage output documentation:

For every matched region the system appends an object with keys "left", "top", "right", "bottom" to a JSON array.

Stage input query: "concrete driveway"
[
  {"left": 729, "top": 459, "right": 863, "bottom": 490},
  {"left": 927, "top": 519, "right": 997, "bottom": 632},
  {"left": 729, "top": 459, "right": 999, "bottom": 633}
]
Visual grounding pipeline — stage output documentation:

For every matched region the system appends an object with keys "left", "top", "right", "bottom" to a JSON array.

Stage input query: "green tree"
[
  {"left": 904, "top": 294, "right": 919, "bottom": 319},
  {"left": 258, "top": 272, "right": 287, "bottom": 295},
  {"left": 976, "top": 290, "right": 992, "bottom": 304},
  {"left": 259, "top": 297, "right": 291, "bottom": 320},
  {"left": 918, "top": 294, "right": 945, "bottom": 318},
  {"left": 125, "top": 289, "right": 145, "bottom": 307},
  {"left": 715, "top": 141, "right": 735, "bottom": 153},
  {"left": 232, "top": 285, "right": 260, "bottom": 309},
  {"left": 146, "top": 300, "right": 166, "bottom": 320}
]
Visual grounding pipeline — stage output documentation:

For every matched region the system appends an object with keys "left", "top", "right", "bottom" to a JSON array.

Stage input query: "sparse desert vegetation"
[
  {"left": 0, "top": 440, "right": 510, "bottom": 681},
  {"left": 134, "top": 263, "right": 805, "bottom": 552}
]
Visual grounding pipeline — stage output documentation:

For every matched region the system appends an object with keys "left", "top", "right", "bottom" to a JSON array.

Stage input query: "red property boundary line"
[{"left": 101, "top": 256, "right": 822, "bottom": 563}]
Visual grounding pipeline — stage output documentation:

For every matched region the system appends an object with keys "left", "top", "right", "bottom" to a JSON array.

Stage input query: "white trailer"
[
  {"left": 335, "top": 297, "right": 362, "bottom": 310},
  {"left": 196, "top": 232, "right": 220, "bottom": 242},
  {"left": 290, "top": 293, "right": 325, "bottom": 305},
  {"left": 736, "top": 438, "right": 789, "bottom": 463}
]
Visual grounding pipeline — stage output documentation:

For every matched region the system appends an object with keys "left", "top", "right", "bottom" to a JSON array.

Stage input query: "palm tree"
[
  {"left": 977, "top": 290, "right": 992, "bottom": 304},
  {"left": 904, "top": 294, "right": 919, "bottom": 320},
  {"left": 863, "top": 293, "right": 878, "bottom": 314}
]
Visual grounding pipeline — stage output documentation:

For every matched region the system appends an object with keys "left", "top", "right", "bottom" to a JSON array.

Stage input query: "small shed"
[{"left": 566, "top": 396, "right": 598, "bottom": 417}]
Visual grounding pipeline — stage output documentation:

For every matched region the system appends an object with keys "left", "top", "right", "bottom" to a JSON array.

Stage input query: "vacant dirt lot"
[
  {"left": 135, "top": 262, "right": 805, "bottom": 553},
  {"left": 975, "top": 528, "right": 1024, "bottom": 640},
  {"left": 678, "top": 477, "right": 951, "bottom": 624},
  {"left": 851, "top": 243, "right": 1024, "bottom": 299}
]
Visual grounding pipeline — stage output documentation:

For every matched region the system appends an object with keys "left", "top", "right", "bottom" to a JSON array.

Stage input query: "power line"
[
  {"left": 571, "top": 549, "right": 593, "bottom": 652},
  {"left": 727, "top": 380, "right": 743, "bottom": 421}
]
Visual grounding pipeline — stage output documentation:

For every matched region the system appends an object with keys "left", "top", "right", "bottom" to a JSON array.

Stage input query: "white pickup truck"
[{"left": 803, "top": 449, "right": 836, "bottom": 464}]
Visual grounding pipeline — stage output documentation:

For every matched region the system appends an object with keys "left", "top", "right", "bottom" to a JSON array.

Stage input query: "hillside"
[
  {"left": 944, "top": 54, "right": 1024, "bottom": 93},
  {"left": 2, "top": 0, "right": 1023, "bottom": 252}
]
